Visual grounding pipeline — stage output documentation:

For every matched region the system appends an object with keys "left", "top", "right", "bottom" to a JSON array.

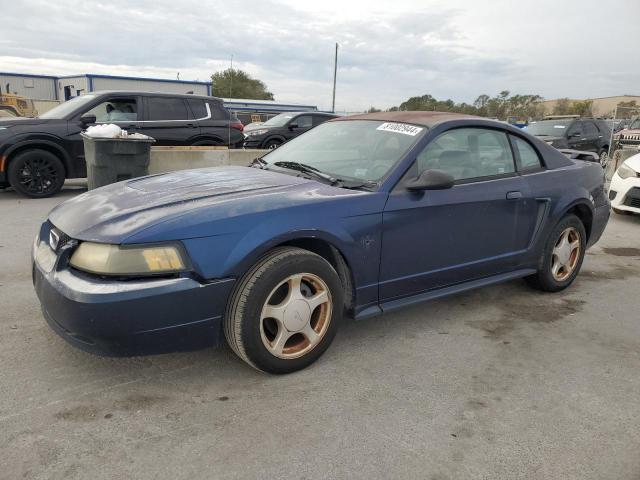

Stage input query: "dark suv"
[
  {"left": 0, "top": 91, "right": 244, "bottom": 197},
  {"left": 524, "top": 117, "right": 612, "bottom": 165},
  {"left": 243, "top": 111, "right": 338, "bottom": 149}
]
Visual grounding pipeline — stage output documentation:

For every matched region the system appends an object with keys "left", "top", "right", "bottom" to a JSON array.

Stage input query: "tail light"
[{"left": 230, "top": 121, "right": 244, "bottom": 132}]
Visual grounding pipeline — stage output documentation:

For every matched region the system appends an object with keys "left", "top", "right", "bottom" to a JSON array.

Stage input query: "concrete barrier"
[{"left": 148, "top": 147, "right": 269, "bottom": 175}]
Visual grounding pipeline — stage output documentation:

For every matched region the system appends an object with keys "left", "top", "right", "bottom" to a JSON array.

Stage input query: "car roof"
[
  {"left": 89, "top": 91, "right": 223, "bottom": 102},
  {"left": 331, "top": 111, "right": 480, "bottom": 128}
]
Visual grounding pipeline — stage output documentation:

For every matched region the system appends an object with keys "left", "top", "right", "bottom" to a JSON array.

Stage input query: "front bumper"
[
  {"left": 32, "top": 230, "right": 235, "bottom": 357},
  {"left": 609, "top": 172, "right": 640, "bottom": 214}
]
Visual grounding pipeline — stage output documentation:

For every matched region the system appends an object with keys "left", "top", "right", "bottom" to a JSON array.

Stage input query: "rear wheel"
[
  {"left": 526, "top": 214, "right": 586, "bottom": 292},
  {"left": 224, "top": 247, "right": 343, "bottom": 374},
  {"left": 7, "top": 149, "right": 65, "bottom": 198}
]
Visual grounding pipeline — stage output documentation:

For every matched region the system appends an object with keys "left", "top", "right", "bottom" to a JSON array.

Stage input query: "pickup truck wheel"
[
  {"left": 525, "top": 214, "right": 586, "bottom": 292},
  {"left": 224, "top": 247, "right": 343, "bottom": 374},
  {"left": 7, "top": 149, "right": 65, "bottom": 198}
]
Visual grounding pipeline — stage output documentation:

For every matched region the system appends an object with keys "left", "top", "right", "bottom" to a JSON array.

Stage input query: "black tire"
[
  {"left": 225, "top": 247, "right": 344, "bottom": 374},
  {"left": 263, "top": 138, "right": 282, "bottom": 150},
  {"left": 525, "top": 214, "right": 586, "bottom": 292},
  {"left": 598, "top": 148, "right": 609, "bottom": 168},
  {"left": 7, "top": 149, "right": 65, "bottom": 198}
]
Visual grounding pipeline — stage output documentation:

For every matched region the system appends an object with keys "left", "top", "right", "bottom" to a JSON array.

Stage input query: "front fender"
[{"left": 2, "top": 135, "right": 73, "bottom": 175}]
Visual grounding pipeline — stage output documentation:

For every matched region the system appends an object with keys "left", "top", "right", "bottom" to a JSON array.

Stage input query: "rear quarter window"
[
  {"left": 186, "top": 99, "right": 207, "bottom": 119},
  {"left": 512, "top": 135, "right": 542, "bottom": 171}
]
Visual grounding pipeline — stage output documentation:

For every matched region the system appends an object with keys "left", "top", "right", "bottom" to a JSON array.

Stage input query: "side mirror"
[
  {"left": 80, "top": 113, "right": 96, "bottom": 125},
  {"left": 288, "top": 123, "right": 298, "bottom": 130},
  {"left": 406, "top": 169, "right": 455, "bottom": 191}
]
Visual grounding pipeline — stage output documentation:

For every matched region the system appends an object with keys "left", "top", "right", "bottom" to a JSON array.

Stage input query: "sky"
[{"left": 1, "top": 0, "right": 639, "bottom": 112}]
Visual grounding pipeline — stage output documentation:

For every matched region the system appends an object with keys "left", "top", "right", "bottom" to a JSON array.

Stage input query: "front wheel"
[
  {"left": 598, "top": 149, "right": 609, "bottom": 168},
  {"left": 526, "top": 214, "right": 586, "bottom": 292},
  {"left": 224, "top": 247, "right": 344, "bottom": 374},
  {"left": 7, "top": 149, "right": 65, "bottom": 198}
]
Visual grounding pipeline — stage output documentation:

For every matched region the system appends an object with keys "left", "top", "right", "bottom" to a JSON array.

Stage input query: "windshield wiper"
[
  {"left": 333, "top": 179, "right": 379, "bottom": 191},
  {"left": 273, "top": 161, "right": 337, "bottom": 184},
  {"left": 250, "top": 157, "right": 268, "bottom": 168}
]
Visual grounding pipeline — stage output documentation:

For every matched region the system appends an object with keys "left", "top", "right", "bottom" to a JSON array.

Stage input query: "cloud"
[{"left": 1, "top": 0, "right": 639, "bottom": 111}]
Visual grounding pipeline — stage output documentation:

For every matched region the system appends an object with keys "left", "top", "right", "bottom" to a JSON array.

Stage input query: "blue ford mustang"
[{"left": 33, "top": 112, "right": 610, "bottom": 373}]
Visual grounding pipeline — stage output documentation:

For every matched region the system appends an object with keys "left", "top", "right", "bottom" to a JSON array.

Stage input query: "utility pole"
[{"left": 332, "top": 43, "right": 338, "bottom": 113}]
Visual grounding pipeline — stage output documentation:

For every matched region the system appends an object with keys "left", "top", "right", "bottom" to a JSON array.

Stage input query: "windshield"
[
  {"left": 39, "top": 95, "right": 97, "bottom": 119},
  {"left": 628, "top": 118, "right": 640, "bottom": 129},
  {"left": 263, "top": 113, "right": 295, "bottom": 127},
  {"left": 262, "top": 120, "right": 426, "bottom": 183},
  {"left": 524, "top": 120, "right": 572, "bottom": 136}
]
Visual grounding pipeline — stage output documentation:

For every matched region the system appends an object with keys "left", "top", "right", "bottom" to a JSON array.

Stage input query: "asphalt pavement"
[{"left": 1, "top": 181, "right": 639, "bottom": 480}]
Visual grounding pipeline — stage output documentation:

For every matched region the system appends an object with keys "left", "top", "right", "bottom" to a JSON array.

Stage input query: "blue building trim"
[
  {"left": 85, "top": 73, "right": 209, "bottom": 86},
  {"left": 0, "top": 71, "right": 58, "bottom": 79},
  {"left": 88, "top": 75, "right": 93, "bottom": 92}
]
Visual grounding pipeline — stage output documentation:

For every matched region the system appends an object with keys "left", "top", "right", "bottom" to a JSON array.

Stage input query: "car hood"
[
  {"left": 48, "top": 166, "right": 344, "bottom": 243},
  {"left": 0, "top": 116, "right": 54, "bottom": 127},
  {"left": 623, "top": 153, "right": 640, "bottom": 171}
]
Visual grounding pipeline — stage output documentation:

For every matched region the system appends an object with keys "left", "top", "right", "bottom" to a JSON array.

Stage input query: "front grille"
[{"left": 623, "top": 187, "right": 640, "bottom": 208}]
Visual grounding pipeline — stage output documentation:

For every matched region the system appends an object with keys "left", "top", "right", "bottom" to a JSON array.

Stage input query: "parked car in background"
[
  {"left": 609, "top": 152, "right": 640, "bottom": 215},
  {"left": 612, "top": 116, "right": 640, "bottom": 152},
  {"left": 525, "top": 118, "right": 612, "bottom": 166},
  {"left": 33, "top": 112, "right": 609, "bottom": 373},
  {"left": 0, "top": 91, "right": 244, "bottom": 198},
  {"left": 243, "top": 111, "right": 339, "bottom": 149}
]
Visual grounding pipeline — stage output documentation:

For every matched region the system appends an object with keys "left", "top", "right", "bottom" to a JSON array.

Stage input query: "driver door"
[{"left": 379, "top": 127, "right": 530, "bottom": 301}]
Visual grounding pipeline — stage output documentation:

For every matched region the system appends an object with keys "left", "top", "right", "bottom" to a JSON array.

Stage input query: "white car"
[{"left": 609, "top": 153, "right": 640, "bottom": 214}]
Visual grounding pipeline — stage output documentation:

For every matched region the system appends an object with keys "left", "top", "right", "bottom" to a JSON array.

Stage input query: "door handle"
[
  {"left": 506, "top": 191, "right": 522, "bottom": 200},
  {"left": 186, "top": 123, "right": 196, "bottom": 128}
]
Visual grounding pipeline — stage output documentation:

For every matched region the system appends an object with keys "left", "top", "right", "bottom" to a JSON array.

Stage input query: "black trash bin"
[{"left": 81, "top": 133, "right": 155, "bottom": 190}]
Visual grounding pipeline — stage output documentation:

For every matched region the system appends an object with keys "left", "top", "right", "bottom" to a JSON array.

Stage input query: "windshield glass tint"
[
  {"left": 262, "top": 113, "right": 294, "bottom": 127},
  {"left": 262, "top": 120, "right": 425, "bottom": 182},
  {"left": 524, "top": 120, "right": 572, "bottom": 136},
  {"left": 39, "top": 95, "right": 97, "bottom": 119}
]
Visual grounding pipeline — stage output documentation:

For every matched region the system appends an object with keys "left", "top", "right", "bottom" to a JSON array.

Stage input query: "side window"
[
  {"left": 145, "top": 97, "right": 189, "bottom": 121},
  {"left": 583, "top": 121, "right": 598, "bottom": 136},
  {"left": 511, "top": 136, "right": 542, "bottom": 171},
  {"left": 86, "top": 98, "right": 138, "bottom": 122},
  {"left": 186, "top": 99, "right": 207, "bottom": 119},
  {"left": 567, "top": 121, "right": 582, "bottom": 137},
  {"left": 294, "top": 115, "right": 312, "bottom": 128},
  {"left": 416, "top": 128, "right": 515, "bottom": 181}
]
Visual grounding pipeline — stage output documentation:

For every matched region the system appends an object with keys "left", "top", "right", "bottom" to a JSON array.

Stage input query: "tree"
[
  {"left": 211, "top": 68, "right": 274, "bottom": 100},
  {"left": 552, "top": 98, "right": 573, "bottom": 116},
  {"left": 367, "top": 106, "right": 381, "bottom": 113}
]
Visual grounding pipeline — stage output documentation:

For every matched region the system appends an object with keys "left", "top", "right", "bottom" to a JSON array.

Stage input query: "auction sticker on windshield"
[{"left": 376, "top": 122, "right": 423, "bottom": 136}]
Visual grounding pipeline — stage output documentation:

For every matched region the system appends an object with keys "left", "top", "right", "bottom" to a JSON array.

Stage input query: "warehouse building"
[{"left": 0, "top": 72, "right": 211, "bottom": 101}]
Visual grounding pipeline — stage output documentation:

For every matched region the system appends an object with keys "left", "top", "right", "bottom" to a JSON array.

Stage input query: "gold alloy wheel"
[
  {"left": 260, "top": 273, "right": 332, "bottom": 359},
  {"left": 551, "top": 227, "right": 581, "bottom": 281}
]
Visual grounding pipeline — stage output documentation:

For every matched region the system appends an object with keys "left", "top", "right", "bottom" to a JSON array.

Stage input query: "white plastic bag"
[{"left": 84, "top": 124, "right": 123, "bottom": 138}]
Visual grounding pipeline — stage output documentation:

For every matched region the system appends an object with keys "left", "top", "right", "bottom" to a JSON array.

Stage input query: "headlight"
[
  {"left": 246, "top": 129, "right": 268, "bottom": 137},
  {"left": 69, "top": 242, "right": 187, "bottom": 276},
  {"left": 617, "top": 162, "right": 638, "bottom": 179}
]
